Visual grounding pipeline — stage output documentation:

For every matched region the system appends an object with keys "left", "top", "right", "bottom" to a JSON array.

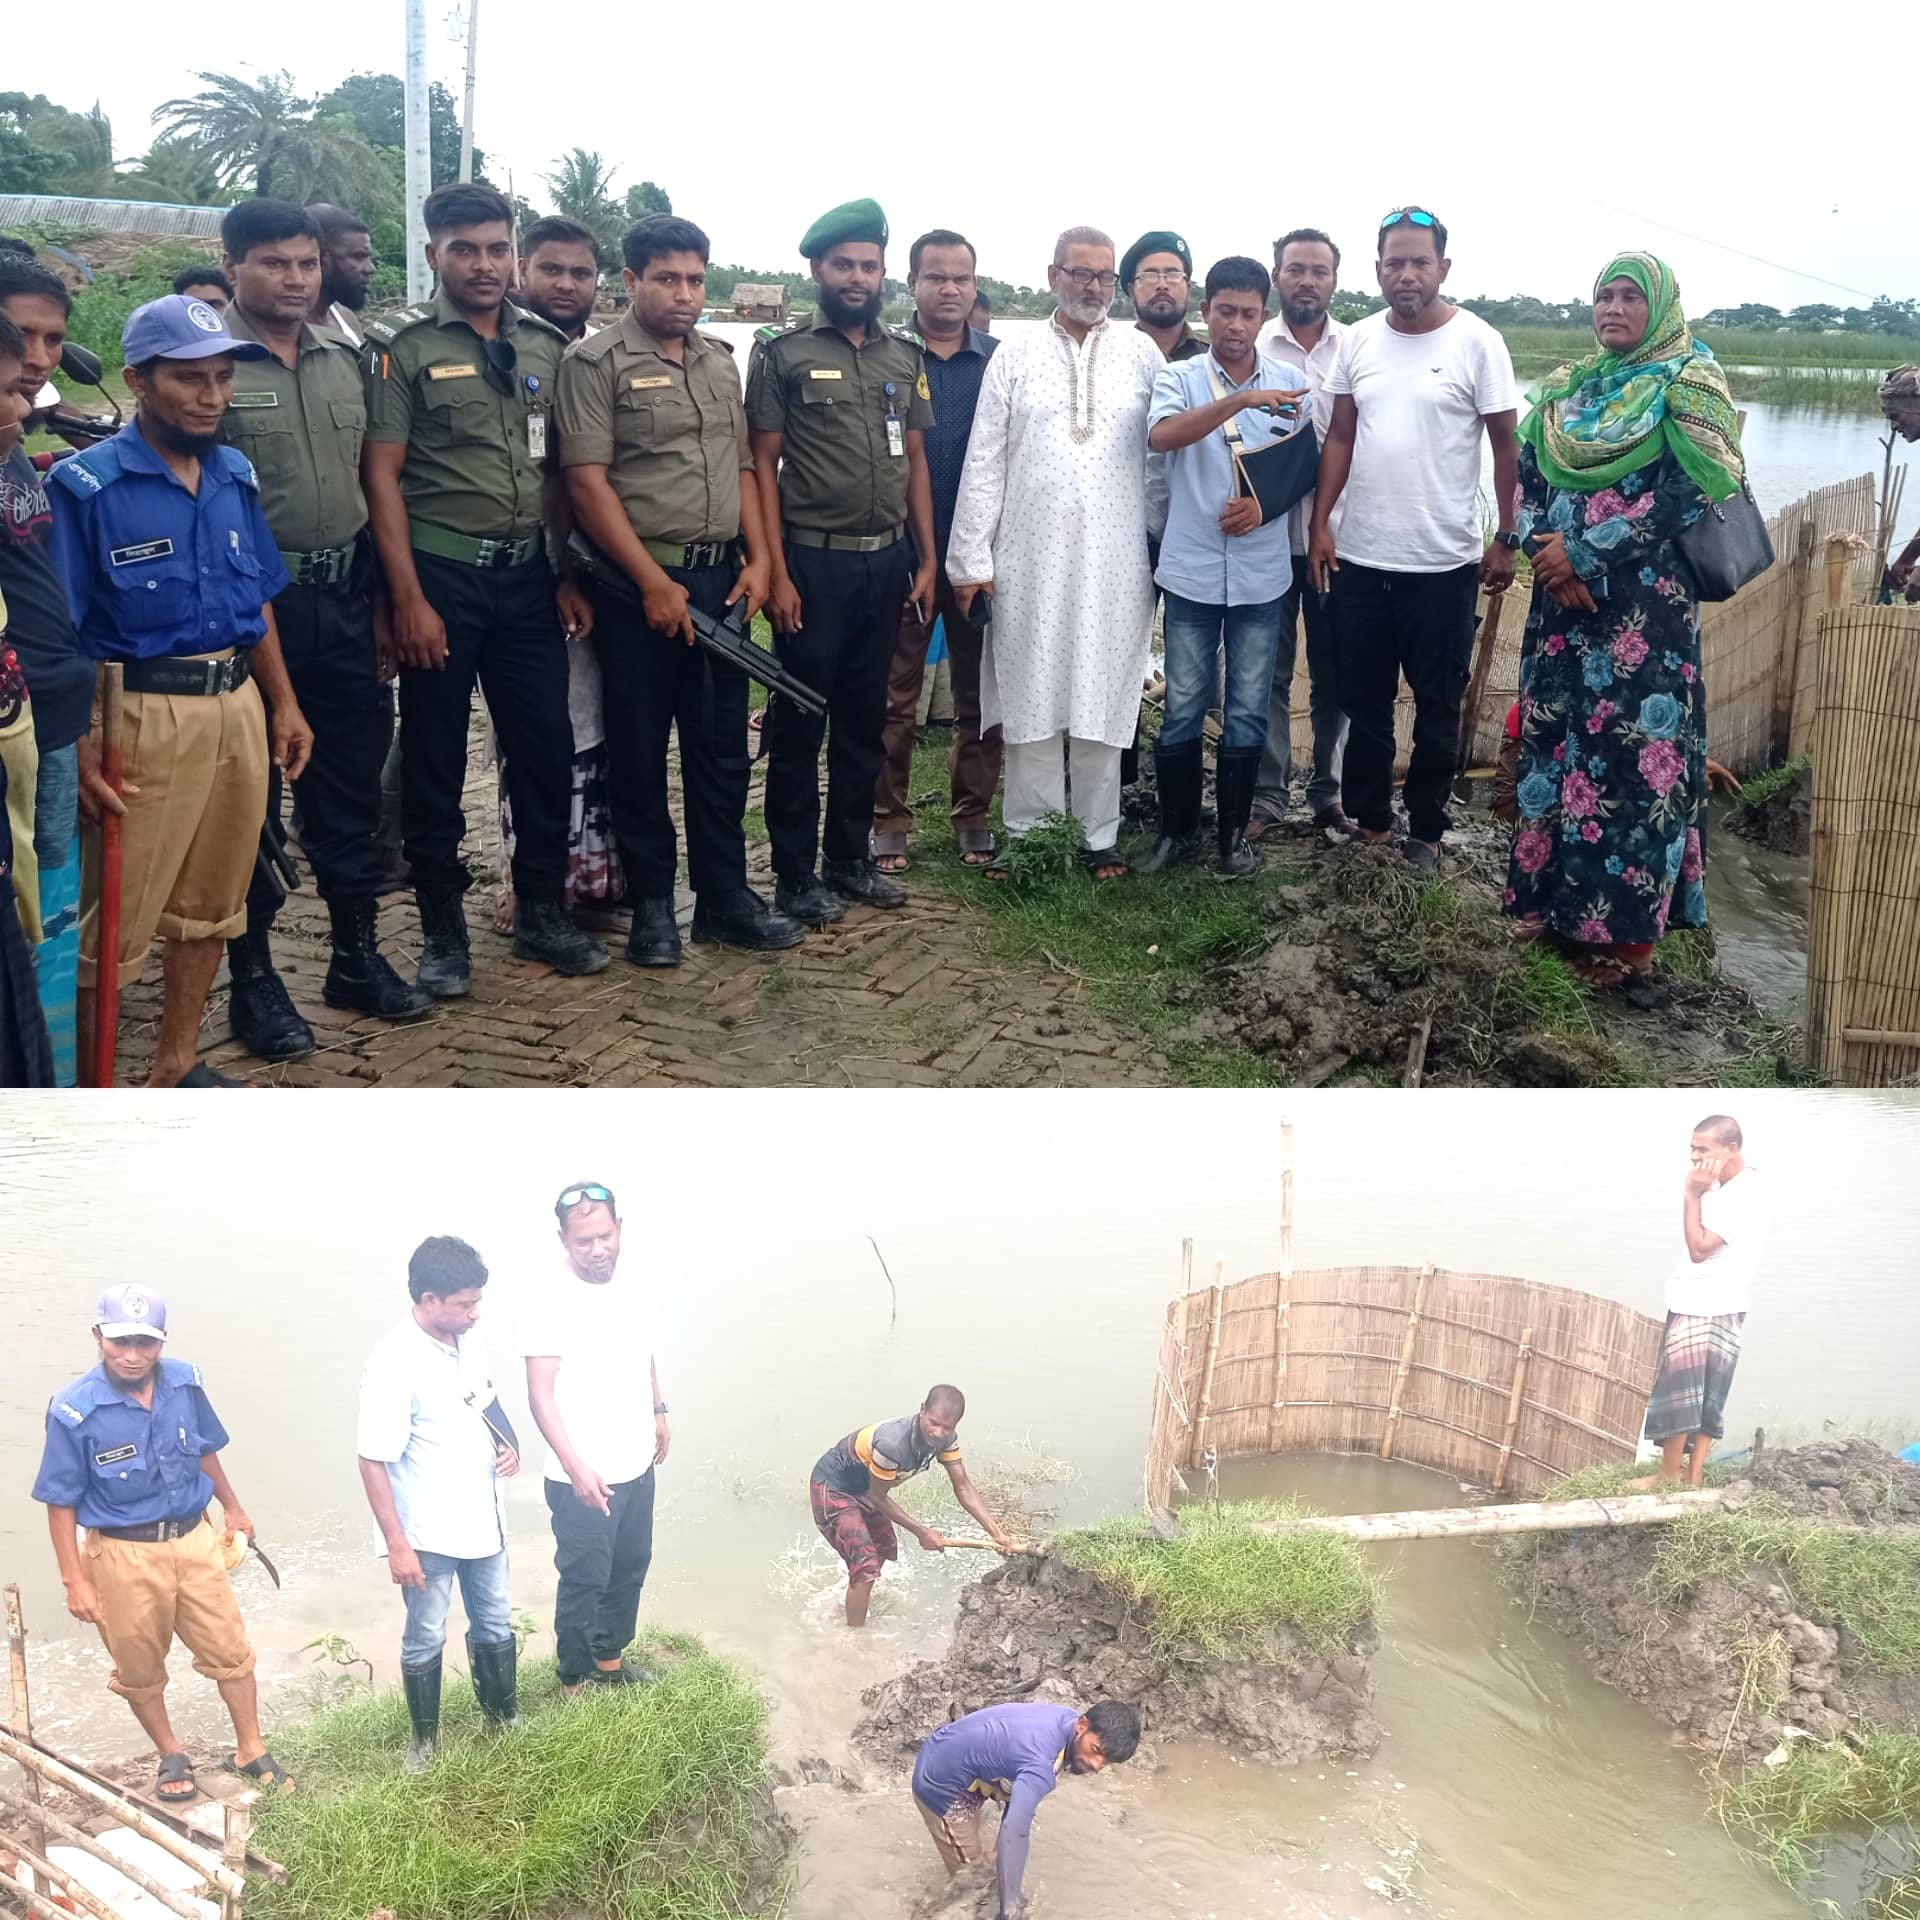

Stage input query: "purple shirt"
[{"left": 912, "top": 1702, "right": 1078, "bottom": 1916}]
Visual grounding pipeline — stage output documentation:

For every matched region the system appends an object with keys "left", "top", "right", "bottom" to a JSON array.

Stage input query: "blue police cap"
[
  {"left": 121, "top": 296, "right": 269, "bottom": 366},
  {"left": 94, "top": 1284, "right": 168, "bottom": 1340}
]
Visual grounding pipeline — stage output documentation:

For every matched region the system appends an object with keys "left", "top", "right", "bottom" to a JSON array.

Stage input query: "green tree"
[
  {"left": 314, "top": 73, "right": 487, "bottom": 187},
  {"left": 151, "top": 70, "right": 380, "bottom": 202},
  {"left": 0, "top": 93, "right": 116, "bottom": 196},
  {"left": 624, "top": 180, "right": 671, "bottom": 219},
  {"left": 542, "top": 148, "right": 622, "bottom": 258},
  {"left": 117, "top": 137, "right": 232, "bottom": 206}
]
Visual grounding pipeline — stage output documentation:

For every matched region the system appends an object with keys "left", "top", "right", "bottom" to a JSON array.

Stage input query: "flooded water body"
[{"left": 2, "top": 1093, "right": 1916, "bottom": 1918}]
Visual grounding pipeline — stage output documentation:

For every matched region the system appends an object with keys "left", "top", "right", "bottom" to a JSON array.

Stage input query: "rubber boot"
[
  {"left": 324, "top": 898, "right": 434, "bottom": 1021},
  {"left": 467, "top": 1633, "right": 518, "bottom": 1729},
  {"left": 1136, "top": 739, "right": 1204, "bottom": 873},
  {"left": 414, "top": 888, "right": 471, "bottom": 999},
  {"left": 1215, "top": 745, "right": 1262, "bottom": 878},
  {"left": 225, "top": 919, "right": 316, "bottom": 1061},
  {"left": 401, "top": 1656, "right": 442, "bottom": 1773}
]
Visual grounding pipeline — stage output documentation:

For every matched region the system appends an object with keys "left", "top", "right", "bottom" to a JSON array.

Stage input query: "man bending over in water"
[
  {"left": 808, "top": 1384, "right": 1012, "bottom": 1626},
  {"left": 913, "top": 1699, "right": 1141, "bottom": 1919}
]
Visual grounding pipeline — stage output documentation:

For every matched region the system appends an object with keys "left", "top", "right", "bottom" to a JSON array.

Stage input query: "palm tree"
[
  {"left": 151, "top": 70, "right": 377, "bottom": 204},
  {"left": 116, "top": 137, "right": 230, "bottom": 207},
  {"left": 541, "top": 148, "right": 623, "bottom": 259}
]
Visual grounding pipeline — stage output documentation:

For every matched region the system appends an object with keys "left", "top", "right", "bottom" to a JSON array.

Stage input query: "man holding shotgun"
[{"left": 809, "top": 1385, "right": 1014, "bottom": 1628}]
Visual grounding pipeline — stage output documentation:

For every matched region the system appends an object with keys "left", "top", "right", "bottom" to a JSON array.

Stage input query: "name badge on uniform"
[
  {"left": 528, "top": 412, "right": 548, "bottom": 461},
  {"left": 630, "top": 376, "right": 673, "bottom": 390},
  {"left": 109, "top": 539, "right": 174, "bottom": 567},
  {"left": 227, "top": 391, "right": 279, "bottom": 409},
  {"left": 808, "top": 369, "right": 843, "bottom": 380},
  {"left": 426, "top": 363, "right": 479, "bottom": 382},
  {"left": 93, "top": 1444, "right": 138, "bottom": 1466},
  {"left": 886, "top": 417, "right": 905, "bottom": 458}
]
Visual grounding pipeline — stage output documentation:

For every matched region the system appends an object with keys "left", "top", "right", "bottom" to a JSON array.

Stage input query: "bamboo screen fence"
[
  {"left": 1806, "top": 601, "right": 1920, "bottom": 1086},
  {"left": 1277, "top": 472, "right": 1882, "bottom": 780},
  {"left": 1143, "top": 1263, "right": 1667, "bottom": 1512}
]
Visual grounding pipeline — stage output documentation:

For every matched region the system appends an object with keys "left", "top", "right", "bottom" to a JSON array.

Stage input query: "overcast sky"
[{"left": 16, "top": 0, "right": 1914, "bottom": 314}]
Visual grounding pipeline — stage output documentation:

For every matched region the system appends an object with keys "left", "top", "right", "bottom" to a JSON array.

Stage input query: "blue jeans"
[
  {"left": 1158, "top": 593, "right": 1284, "bottom": 751},
  {"left": 399, "top": 1547, "right": 513, "bottom": 1666}
]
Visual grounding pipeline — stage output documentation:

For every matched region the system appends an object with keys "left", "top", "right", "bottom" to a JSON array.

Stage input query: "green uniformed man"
[
  {"left": 745, "top": 198, "right": 936, "bottom": 927},
  {"left": 216, "top": 198, "right": 433, "bottom": 1063},
  {"left": 559, "top": 214, "right": 805, "bottom": 966},
  {"left": 361, "top": 180, "right": 607, "bottom": 994}
]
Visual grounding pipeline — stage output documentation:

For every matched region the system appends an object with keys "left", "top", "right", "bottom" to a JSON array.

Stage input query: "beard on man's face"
[
  {"left": 1135, "top": 291, "right": 1184, "bottom": 326},
  {"left": 818, "top": 282, "right": 880, "bottom": 328}
]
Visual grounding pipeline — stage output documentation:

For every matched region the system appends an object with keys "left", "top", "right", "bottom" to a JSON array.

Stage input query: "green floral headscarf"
[{"left": 1518, "top": 252, "right": 1744, "bottom": 502}]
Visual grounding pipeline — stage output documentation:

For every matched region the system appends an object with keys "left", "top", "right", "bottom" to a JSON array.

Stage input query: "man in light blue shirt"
[{"left": 1143, "top": 258, "right": 1309, "bottom": 875}]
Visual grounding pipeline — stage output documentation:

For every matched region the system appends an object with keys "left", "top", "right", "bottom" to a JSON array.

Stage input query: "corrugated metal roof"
[{"left": 0, "top": 196, "right": 226, "bottom": 239}]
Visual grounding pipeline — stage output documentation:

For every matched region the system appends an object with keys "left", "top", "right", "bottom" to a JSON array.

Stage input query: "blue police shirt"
[
  {"left": 31, "top": 1358, "right": 231, "bottom": 1529},
  {"left": 46, "top": 421, "right": 292, "bottom": 663}
]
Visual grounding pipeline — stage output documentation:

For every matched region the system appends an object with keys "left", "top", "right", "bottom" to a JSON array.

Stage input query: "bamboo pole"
[
  {"left": 1773, "top": 516, "right": 1818, "bottom": 761},
  {"left": 1268, "top": 1122, "right": 1294, "bottom": 1453},
  {"left": 1823, "top": 534, "right": 1854, "bottom": 610},
  {"left": 0, "top": 1856, "right": 96, "bottom": 1920},
  {"left": 1191, "top": 1264, "right": 1225, "bottom": 1467},
  {"left": 218, "top": 1803, "right": 251, "bottom": 1920},
  {"left": 0, "top": 1784, "right": 211, "bottom": 1920},
  {"left": 0, "top": 1732, "right": 244, "bottom": 1899},
  {"left": 1492, "top": 1327, "right": 1534, "bottom": 1491},
  {"left": 1456, "top": 589, "right": 1507, "bottom": 770},
  {"left": 1379, "top": 1265, "right": 1432, "bottom": 1461},
  {"left": 0, "top": 1824, "right": 193, "bottom": 1920},
  {"left": 1242, "top": 1487, "right": 1733, "bottom": 1543},
  {"left": 5, "top": 1585, "right": 44, "bottom": 1891}
]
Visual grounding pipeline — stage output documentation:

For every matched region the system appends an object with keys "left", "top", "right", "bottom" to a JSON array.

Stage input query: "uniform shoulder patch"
[
  {"left": 889, "top": 324, "right": 925, "bottom": 348},
  {"left": 159, "top": 1357, "right": 206, "bottom": 1389},
  {"left": 753, "top": 323, "right": 785, "bottom": 345},
  {"left": 571, "top": 327, "right": 618, "bottom": 363},
  {"left": 215, "top": 445, "right": 260, "bottom": 489},
  {"left": 48, "top": 441, "right": 120, "bottom": 497},
  {"left": 362, "top": 306, "right": 427, "bottom": 346},
  {"left": 49, "top": 1373, "right": 101, "bottom": 1426}
]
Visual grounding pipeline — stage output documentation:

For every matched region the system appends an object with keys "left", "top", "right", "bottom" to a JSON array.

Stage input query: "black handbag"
[
  {"left": 1204, "top": 362, "right": 1320, "bottom": 527},
  {"left": 1676, "top": 477, "right": 1773, "bottom": 602}
]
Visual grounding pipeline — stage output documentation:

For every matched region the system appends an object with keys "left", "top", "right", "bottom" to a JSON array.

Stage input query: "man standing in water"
[
  {"left": 31, "top": 1287, "right": 292, "bottom": 1801},
  {"left": 809, "top": 1385, "right": 1013, "bottom": 1627},
  {"left": 525, "top": 1182, "right": 669, "bottom": 1692},
  {"left": 912, "top": 1699, "right": 1141, "bottom": 1917},
  {"left": 1632, "top": 1114, "right": 1767, "bottom": 1489}
]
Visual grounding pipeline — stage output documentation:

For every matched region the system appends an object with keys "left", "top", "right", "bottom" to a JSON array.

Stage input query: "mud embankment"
[
  {"left": 854, "top": 1550, "right": 1380, "bottom": 1769},
  {"left": 1510, "top": 1442, "right": 1920, "bottom": 1762},
  {"left": 1726, "top": 766, "right": 1812, "bottom": 856}
]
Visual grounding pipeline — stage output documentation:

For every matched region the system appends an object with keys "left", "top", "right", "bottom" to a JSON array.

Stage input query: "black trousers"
[
  {"left": 545, "top": 1468, "right": 655, "bottom": 1685},
  {"left": 1331, "top": 559, "right": 1480, "bottom": 843},
  {"left": 765, "top": 539, "right": 911, "bottom": 881},
  {"left": 398, "top": 550, "right": 573, "bottom": 901},
  {"left": 591, "top": 562, "right": 750, "bottom": 900},
  {"left": 247, "top": 580, "right": 391, "bottom": 924}
]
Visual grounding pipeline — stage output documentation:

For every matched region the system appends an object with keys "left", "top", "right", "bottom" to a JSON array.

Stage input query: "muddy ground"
[
  {"left": 1726, "top": 769, "right": 1813, "bottom": 856},
  {"left": 854, "top": 1551, "right": 1380, "bottom": 1772},
  {"left": 1508, "top": 1441, "right": 1920, "bottom": 1763}
]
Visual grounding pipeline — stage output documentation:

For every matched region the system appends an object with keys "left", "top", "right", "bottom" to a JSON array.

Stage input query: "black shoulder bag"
[{"left": 1675, "top": 475, "right": 1773, "bottom": 603}]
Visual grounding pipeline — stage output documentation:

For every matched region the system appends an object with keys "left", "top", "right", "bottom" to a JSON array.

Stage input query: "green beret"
[
  {"left": 799, "top": 198, "right": 889, "bottom": 260},
  {"left": 1120, "top": 230, "right": 1191, "bottom": 289}
]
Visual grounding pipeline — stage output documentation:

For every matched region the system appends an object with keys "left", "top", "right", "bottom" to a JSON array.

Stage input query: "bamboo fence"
[
  {"left": 1805, "top": 599, "right": 1920, "bottom": 1085},
  {"left": 1143, "top": 1262, "right": 1666, "bottom": 1513},
  {"left": 1278, "top": 473, "right": 1882, "bottom": 780}
]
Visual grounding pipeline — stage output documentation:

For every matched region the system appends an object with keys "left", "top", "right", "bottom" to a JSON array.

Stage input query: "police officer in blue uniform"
[
  {"left": 48, "top": 295, "right": 315, "bottom": 1087},
  {"left": 31, "top": 1285, "right": 291, "bottom": 1801}
]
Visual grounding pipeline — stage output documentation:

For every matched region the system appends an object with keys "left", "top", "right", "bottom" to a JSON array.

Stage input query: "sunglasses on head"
[
  {"left": 556, "top": 1182, "right": 615, "bottom": 1212},
  {"left": 1379, "top": 208, "right": 1437, "bottom": 231}
]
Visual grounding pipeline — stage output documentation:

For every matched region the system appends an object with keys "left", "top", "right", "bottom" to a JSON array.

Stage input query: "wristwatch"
[
  {"left": 1493, "top": 529, "right": 1523, "bottom": 550},
  {"left": 653, "top": 1401, "right": 669, "bottom": 1416}
]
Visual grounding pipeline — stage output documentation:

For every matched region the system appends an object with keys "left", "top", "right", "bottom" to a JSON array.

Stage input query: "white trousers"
[{"left": 1003, "top": 734, "right": 1123, "bottom": 852}]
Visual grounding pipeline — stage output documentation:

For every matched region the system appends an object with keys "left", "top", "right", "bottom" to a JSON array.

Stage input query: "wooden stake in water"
[
  {"left": 1492, "top": 1327, "right": 1534, "bottom": 1492},
  {"left": 5, "top": 1584, "right": 44, "bottom": 1897},
  {"left": 1379, "top": 1264, "right": 1432, "bottom": 1462}
]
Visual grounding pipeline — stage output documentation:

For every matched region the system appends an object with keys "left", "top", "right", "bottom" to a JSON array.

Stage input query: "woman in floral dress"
[{"left": 1503, "top": 252, "right": 1747, "bottom": 987}]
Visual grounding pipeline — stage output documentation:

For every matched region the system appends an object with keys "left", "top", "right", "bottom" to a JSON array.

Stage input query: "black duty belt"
[
  {"left": 122, "top": 654, "right": 250, "bottom": 697},
  {"left": 783, "top": 523, "right": 906, "bottom": 554},
  {"left": 94, "top": 1509, "right": 207, "bottom": 1543},
  {"left": 278, "top": 542, "right": 357, "bottom": 588}
]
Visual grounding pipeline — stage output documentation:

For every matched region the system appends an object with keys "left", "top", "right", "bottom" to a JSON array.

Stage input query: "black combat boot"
[
  {"left": 401, "top": 1656, "right": 442, "bottom": 1773},
  {"left": 1136, "top": 739, "right": 1204, "bottom": 873},
  {"left": 466, "top": 1633, "right": 518, "bottom": 1729},
  {"left": 514, "top": 898, "right": 610, "bottom": 976},
  {"left": 1214, "top": 744, "right": 1262, "bottom": 878},
  {"left": 414, "top": 888, "right": 471, "bottom": 999},
  {"left": 822, "top": 858, "right": 908, "bottom": 909},
  {"left": 691, "top": 888, "right": 806, "bottom": 951},
  {"left": 774, "top": 874, "right": 845, "bottom": 928},
  {"left": 323, "top": 898, "right": 434, "bottom": 1021},
  {"left": 624, "top": 897, "right": 683, "bottom": 969},
  {"left": 225, "top": 920, "right": 315, "bottom": 1061}
]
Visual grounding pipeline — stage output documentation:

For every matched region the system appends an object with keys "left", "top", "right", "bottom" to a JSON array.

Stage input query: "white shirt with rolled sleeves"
[
  {"left": 1320, "top": 307, "right": 1518, "bottom": 572},
  {"left": 1255, "top": 310, "right": 1345, "bottom": 556},
  {"left": 525, "top": 1264, "right": 659, "bottom": 1486},
  {"left": 356, "top": 1317, "right": 509, "bottom": 1560},
  {"left": 1665, "top": 1168, "right": 1769, "bottom": 1317}
]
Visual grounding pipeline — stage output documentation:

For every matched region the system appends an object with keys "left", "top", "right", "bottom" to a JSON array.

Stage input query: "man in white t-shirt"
[
  {"left": 356, "top": 1235, "right": 522, "bottom": 1771},
  {"left": 1306, "top": 208, "right": 1520, "bottom": 870},
  {"left": 525, "top": 1181, "right": 670, "bottom": 1693},
  {"left": 1632, "top": 1114, "right": 1767, "bottom": 1490}
]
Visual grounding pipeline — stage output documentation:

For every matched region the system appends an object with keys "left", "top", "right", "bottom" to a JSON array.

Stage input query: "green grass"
[
  {"left": 1489, "top": 938, "right": 1595, "bottom": 1037},
  {"left": 1050, "top": 1499, "right": 1386, "bottom": 1658},
  {"left": 251, "top": 1631, "right": 781, "bottom": 1920},
  {"left": 1734, "top": 755, "right": 1814, "bottom": 816},
  {"left": 1710, "top": 1727, "right": 1920, "bottom": 1887},
  {"left": 1657, "top": 927, "right": 1721, "bottom": 984}
]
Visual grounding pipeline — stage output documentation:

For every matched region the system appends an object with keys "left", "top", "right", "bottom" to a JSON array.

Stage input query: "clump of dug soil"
[
  {"left": 1505, "top": 1441, "right": 1920, "bottom": 1765},
  {"left": 1725, "top": 759, "right": 1812, "bottom": 856},
  {"left": 855, "top": 1540, "right": 1381, "bottom": 1770}
]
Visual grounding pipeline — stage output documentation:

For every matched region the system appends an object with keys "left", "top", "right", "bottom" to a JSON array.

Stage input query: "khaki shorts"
[
  {"left": 917, "top": 1793, "right": 999, "bottom": 1874},
  {"left": 83, "top": 1516, "right": 256, "bottom": 1705},
  {"left": 79, "top": 666, "right": 268, "bottom": 988},
  {"left": 0, "top": 699, "right": 40, "bottom": 944}
]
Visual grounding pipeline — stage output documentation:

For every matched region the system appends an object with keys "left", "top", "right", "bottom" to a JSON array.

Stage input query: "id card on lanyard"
[
  {"left": 883, "top": 381, "right": 904, "bottom": 458},
  {"left": 528, "top": 411, "right": 548, "bottom": 461}
]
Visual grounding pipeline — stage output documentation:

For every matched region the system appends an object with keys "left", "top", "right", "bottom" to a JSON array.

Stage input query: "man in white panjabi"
[{"left": 948, "top": 227, "right": 1162, "bottom": 877}]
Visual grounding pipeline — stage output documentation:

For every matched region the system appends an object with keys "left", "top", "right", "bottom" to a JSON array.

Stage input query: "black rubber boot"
[
  {"left": 414, "top": 889, "right": 471, "bottom": 999},
  {"left": 514, "top": 898, "right": 611, "bottom": 976},
  {"left": 324, "top": 898, "right": 434, "bottom": 1021},
  {"left": 225, "top": 921, "right": 316, "bottom": 1061},
  {"left": 401, "top": 1656, "right": 442, "bottom": 1773},
  {"left": 692, "top": 888, "right": 806, "bottom": 951},
  {"left": 466, "top": 1633, "right": 518, "bottom": 1729},
  {"left": 1214, "top": 745, "right": 1262, "bottom": 878},
  {"left": 823, "top": 858, "right": 908, "bottom": 909},
  {"left": 774, "top": 874, "right": 845, "bottom": 928},
  {"left": 1136, "top": 739, "right": 1204, "bottom": 873},
  {"left": 625, "top": 897, "right": 683, "bottom": 969}
]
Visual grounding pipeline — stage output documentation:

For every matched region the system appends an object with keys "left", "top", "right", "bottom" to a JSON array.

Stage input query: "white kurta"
[{"left": 947, "top": 316, "right": 1162, "bottom": 749}]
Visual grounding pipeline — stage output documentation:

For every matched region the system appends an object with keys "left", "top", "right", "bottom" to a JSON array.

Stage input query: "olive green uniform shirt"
[
  {"left": 361, "top": 289, "right": 565, "bottom": 540},
  {"left": 744, "top": 311, "right": 933, "bottom": 536},
  {"left": 217, "top": 307, "right": 368, "bottom": 552},
  {"left": 555, "top": 316, "right": 752, "bottom": 546}
]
